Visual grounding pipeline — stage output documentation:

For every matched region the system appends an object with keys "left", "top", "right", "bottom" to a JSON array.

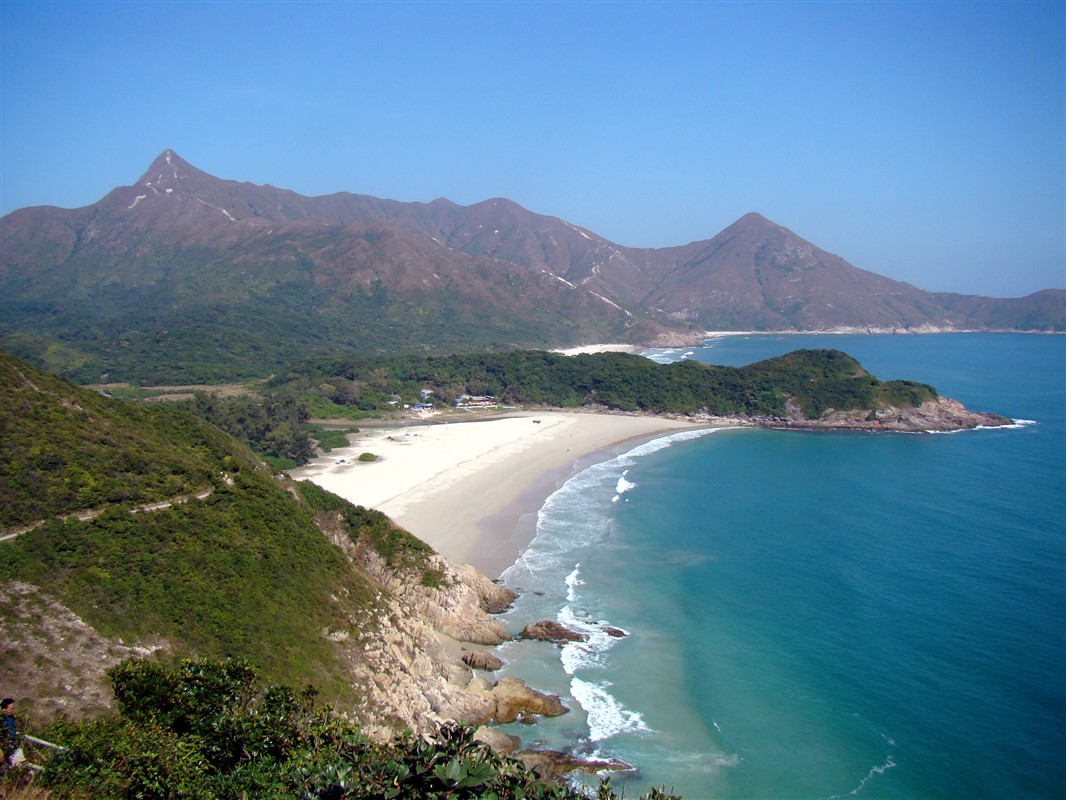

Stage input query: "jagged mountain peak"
[
  {"left": 734, "top": 210, "right": 776, "bottom": 227},
  {"left": 136, "top": 149, "right": 204, "bottom": 189},
  {"left": 717, "top": 211, "right": 793, "bottom": 241}
]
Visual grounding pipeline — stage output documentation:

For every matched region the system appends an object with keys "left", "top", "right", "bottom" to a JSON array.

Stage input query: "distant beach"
[{"left": 291, "top": 411, "right": 702, "bottom": 577}]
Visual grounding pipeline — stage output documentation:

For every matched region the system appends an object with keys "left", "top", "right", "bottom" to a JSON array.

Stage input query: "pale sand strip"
[
  {"left": 291, "top": 412, "right": 700, "bottom": 577},
  {"left": 552, "top": 343, "right": 644, "bottom": 356}
]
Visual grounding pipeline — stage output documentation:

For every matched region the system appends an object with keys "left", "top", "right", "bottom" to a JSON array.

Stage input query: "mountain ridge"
[{"left": 2, "top": 150, "right": 1061, "bottom": 383}]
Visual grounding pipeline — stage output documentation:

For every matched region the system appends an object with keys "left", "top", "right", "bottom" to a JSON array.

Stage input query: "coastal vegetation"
[
  {"left": 174, "top": 391, "right": 317, "bottom": 467},
  {"left": 280, "top": 348, "right": 938, "bottom": 420},
  {"left": 26, "top": 347, "right": 939, "bottom": 484},
  {"left": 1, "top": 351, "right": 430, "bottom": 698},
  {"left": 13, "top": 657, "right": 679, "bottom": 800}
]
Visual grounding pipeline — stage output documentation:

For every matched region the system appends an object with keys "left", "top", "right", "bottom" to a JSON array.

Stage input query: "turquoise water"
[{"left": 496, "top": 334, "right": 1065, "bottom": 799}]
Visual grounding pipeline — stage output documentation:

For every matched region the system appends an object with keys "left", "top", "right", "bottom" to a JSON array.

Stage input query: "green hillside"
[
  {"left": 0, "top": 350, "right": 434, "bottom": 699},
  {"left": 283, "top": 347, "right": 939, "bottom": 419},
  {"left": 0, "top": 350, "right": 252, "bottom": 526}
]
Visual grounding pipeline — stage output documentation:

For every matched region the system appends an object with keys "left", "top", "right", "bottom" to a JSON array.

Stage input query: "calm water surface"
[{"left": 497, "top": 334, "right": 1065, "bottom": 800}]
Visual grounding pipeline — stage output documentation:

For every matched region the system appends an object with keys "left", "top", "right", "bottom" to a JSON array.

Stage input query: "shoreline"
[
  {"left": 290, "top": 396, "right": 1009, "bottom": 578},
  {"left": 291, "top": 411, "right": 709, "bottom": 578}
]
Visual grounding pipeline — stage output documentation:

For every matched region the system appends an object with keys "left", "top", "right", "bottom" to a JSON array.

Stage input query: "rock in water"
[
  {"left": 473, "top": 725, "right": 522, "bottom": 754},
  {"left": 517, "top": 749, "right": 633, "bottom": 778},
  {"left": 491, "top": 677, "right": 568, "bottom": 723},
  {"left": 519, "top": 620, "right": 587, "bottom": 642}
]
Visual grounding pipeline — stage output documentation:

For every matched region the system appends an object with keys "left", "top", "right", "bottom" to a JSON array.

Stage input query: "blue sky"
[{"left": 1, "top": 1, "right": 1062, "bottom": 297}]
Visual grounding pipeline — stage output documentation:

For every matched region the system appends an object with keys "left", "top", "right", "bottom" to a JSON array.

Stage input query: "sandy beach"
[{"left": 291, "top": 411, "right": 703, "bottom": 577}]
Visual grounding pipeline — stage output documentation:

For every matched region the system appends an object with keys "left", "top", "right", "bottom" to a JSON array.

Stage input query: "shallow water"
[{"left": 497, "top": 334, "right": 1065, "bottom": 799}]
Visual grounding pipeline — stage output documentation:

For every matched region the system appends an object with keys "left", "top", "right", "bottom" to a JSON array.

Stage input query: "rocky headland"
[{"left": 751, "top": 396, "right": 1015, "bottom": 432}]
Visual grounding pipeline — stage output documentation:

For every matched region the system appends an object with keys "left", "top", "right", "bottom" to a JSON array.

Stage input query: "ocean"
[{"left": 494, "top": 334, "right": 1066, "bottom": 800}]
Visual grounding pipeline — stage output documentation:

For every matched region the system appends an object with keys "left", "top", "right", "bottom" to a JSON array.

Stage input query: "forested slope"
[{"left": 284, "top": 348, "right": 940, "bottom": 419}]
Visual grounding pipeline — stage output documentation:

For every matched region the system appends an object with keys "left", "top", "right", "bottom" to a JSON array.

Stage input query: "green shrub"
[
  {"left": 421, "top": 568, "right": 446, "bottom": 589},
  {"left": 37, "top": 658, "right": 682, "bottom": 800}
]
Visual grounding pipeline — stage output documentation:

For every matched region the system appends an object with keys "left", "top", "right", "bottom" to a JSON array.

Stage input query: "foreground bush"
[{"left": 36, "top": 658, "right": 679, "bottom": 800}]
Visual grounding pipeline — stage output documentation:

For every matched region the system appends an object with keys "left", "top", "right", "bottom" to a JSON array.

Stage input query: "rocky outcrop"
[
  {"left": 756, "top": 396, "right": 1014, "bottom": 432},
  {"left": 517, "top": 749, "right": 633, "bottom": 779},
  {"left": 459, "top": 676, "right": 569, "bottom": 725},
  {"left": 340, "top": 548, "right": 521, "bottom": 739},
  {"left": 462, "top": 650, "right": 504, "bottom": 671},
  {"left": 305, "top": 508, "right": 527, "bottom": 738},
  {"left": 519, "top": 620, "right": 587, "bottom": 643},
  {"left": 309, "top": 511, "right": 579, "bottom": 741}
]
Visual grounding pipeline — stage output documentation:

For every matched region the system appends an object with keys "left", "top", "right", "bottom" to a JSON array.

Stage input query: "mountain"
[
  {"left": 2, "top": 150, "right": 1061, "bottom": 383},
  {"left": 635, "top": 212, "right": 958, "bottom": 331}
]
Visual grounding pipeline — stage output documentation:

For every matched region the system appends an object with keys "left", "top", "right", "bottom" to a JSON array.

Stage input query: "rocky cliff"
[{"left": 0, "top": 499, "right": 563, "bottom": 749}]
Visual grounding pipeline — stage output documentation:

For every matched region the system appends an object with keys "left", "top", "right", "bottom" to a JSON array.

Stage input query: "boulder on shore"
[{"left": 462, "top": 650, "right": 504, "bottom": 671}]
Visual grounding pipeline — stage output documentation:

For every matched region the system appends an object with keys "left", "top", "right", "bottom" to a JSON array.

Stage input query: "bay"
[{"left": 496, "top": 334, "right": 1065, "bottom": 799}]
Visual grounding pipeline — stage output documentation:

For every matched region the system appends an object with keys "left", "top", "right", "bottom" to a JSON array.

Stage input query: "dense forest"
[
  {"left": 175, "top": 391, "right": 318, "bottom": 467},
  {"left": 279, "top": 348, "right": 938, "bottom": 420},
  {"left": 1, "top": 284, "right": 592, "bottom": 385}
]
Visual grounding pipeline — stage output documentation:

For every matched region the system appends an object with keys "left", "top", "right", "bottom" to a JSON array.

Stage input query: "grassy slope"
[
  {"left": 0, "top": 350, "right": 432, "bottom": 703},
  {"left": 1, "top": 350, "right": 252, "bottom": 526}
]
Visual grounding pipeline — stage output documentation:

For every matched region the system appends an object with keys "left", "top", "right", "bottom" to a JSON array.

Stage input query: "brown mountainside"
[{"left": 1, "top": 150, "right": 1061, "bottom": 382}]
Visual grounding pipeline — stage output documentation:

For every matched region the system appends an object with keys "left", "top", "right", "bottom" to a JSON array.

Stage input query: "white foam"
[
  {"left": 570, "top": 677, "right": 653, "bottom": 741},
  {"left": 565, "top": 565, "right": 584, "bottom": 602},
  {"left": 641, "top": 347, "right": 693, "bottom": 364},
  {"left": 927, "top": 419, "right": 1038, "bottom": 434},
  {"left": 612, "top": 470, "right": 636, "bottom": 502},
  {"left": 827, "top": 731, "right": 898, "bottom": 799},
  {"left": 502, "top": 428, "right": 724, "bottom": 585},
  {"left": 843, "top": 755, "right": 897, "bottom": 797},
  {"left": 558, "top": 605, "right": 619, "bottom": 674}
]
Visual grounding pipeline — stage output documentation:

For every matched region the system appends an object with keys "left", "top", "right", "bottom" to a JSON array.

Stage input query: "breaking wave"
[
  {"left": 501, "top": 428, "right": 723, "bottom": 585},
  {"left": 571, "top": 677, "right": 653, "bottom": 742},
  {"left": 558, "top": 604, "right": 628, "bottom": 674},
  {"left": 565, "top": 565, "right": 584, "bottom": 602},
  {"left": 612, "top": 470, "right": 636, "bottom": 502}
]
